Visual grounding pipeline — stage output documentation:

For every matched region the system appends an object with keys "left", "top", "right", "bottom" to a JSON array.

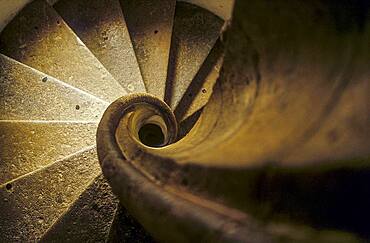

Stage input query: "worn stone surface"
[
  {"left": 121, "top": 0, "right": 176, "bottom": 100},
  {"left": 0, "top": 0, "right": 126, "bottom": 102},
  {"left": 174, "top": 40, "right": 224, "bottom": 122},
  {"left": 0, "top": 147, "right": 101, "bottom": 242},
  {"left": 0, "top": 121, "right": 97, "bottom": 185},
  {"left": 41, "top": 174, "right": 118, "bottom": 242},
  {"left": 167, "top": 2, "right": 223, "bottom": 111},
  {"left": 181, "top": 0, "right": 234, "bottom": 20},
  {"left": 54, "top": 0, "right": 145, "bottom": 93},
  {"left": 0, "top": 54, "right": 108, "bottom": 121}
]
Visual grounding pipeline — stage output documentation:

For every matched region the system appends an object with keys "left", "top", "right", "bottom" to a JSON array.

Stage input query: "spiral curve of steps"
[
  {"left": 1, "top": 0, "right": 370, "bottom": 242},
  {"left": 0, "top": 0, "right": 224, "bottom": 241}
]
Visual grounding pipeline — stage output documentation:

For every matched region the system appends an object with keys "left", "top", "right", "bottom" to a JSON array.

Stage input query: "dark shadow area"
[
  {"left": 107, "top": 204, "right": 156, "bottom": 243},
  {"left": 138, "top": 123, "right": 165, "bottom": 147},
  {"left": 177, "top": 108, "right": 203, "bottom": 140},
  {"left": 327, "top": 0, "right": 370, "bottom": 33},
  {"left": 164, "top": 31, "right": 179, "bottom": 106}
]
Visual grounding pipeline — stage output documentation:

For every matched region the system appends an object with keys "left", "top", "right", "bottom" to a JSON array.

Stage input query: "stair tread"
[
  {"left": 167, "top": 2, "right": 224, "bottom": 111},
  {"left": 0, "top": 54, "right": 108, "bottom": 121},
  {"left": 0, "top": 146, "right": 100, "bottom": 242},
  {"left": 41, "top": 174, "right": 118, "bottom": 242},
  {"left": 121, "top": 0, "right": 176, "bottom": 100},
  {"left": 0, "top": 0, "right": 126, "bottom": 102},
  {"left": 0, "top": 121, "right": 97, "bottom": 185},
  {"left": 54, "top": 0, "right": 145, "bottom": 94},
  {"left": 175, "top": 40, "right": 224, "bottom": 121},
  {"left": 181, "top": 56, "right": 223, "bottom": 121}
]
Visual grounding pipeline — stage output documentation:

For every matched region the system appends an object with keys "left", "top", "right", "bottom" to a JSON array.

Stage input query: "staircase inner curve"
[
  {"left": 1, "top": 0, "right": 370, "bottom": 242},
  {"left": 0, "top": 0, "right": 226, "bottom": 242}
]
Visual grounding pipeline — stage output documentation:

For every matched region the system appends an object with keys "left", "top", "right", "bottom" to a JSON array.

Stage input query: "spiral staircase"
[{"left": 1, "top": 0, "right": 369, "bottom": 242}]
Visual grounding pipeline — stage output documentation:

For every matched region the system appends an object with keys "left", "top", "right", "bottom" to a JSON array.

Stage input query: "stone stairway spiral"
[
  {"left": 1, "top": 0, "right": 370, "bottom": 242},
  {"left": 0, "top": 0, "right": 224, "bottom": 241}
]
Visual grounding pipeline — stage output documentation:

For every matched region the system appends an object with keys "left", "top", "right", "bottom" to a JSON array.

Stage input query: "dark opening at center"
[{"left": 138, "top": 123, "right": 165, "bottom": 147}]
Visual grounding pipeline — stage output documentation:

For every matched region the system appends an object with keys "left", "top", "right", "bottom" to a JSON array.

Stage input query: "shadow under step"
[
  {"left": 40, "top": 174, "right": 118, "bottom": 242},
  {"left": 0, "top": 147, "right": 101, "bottom": 242}
]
